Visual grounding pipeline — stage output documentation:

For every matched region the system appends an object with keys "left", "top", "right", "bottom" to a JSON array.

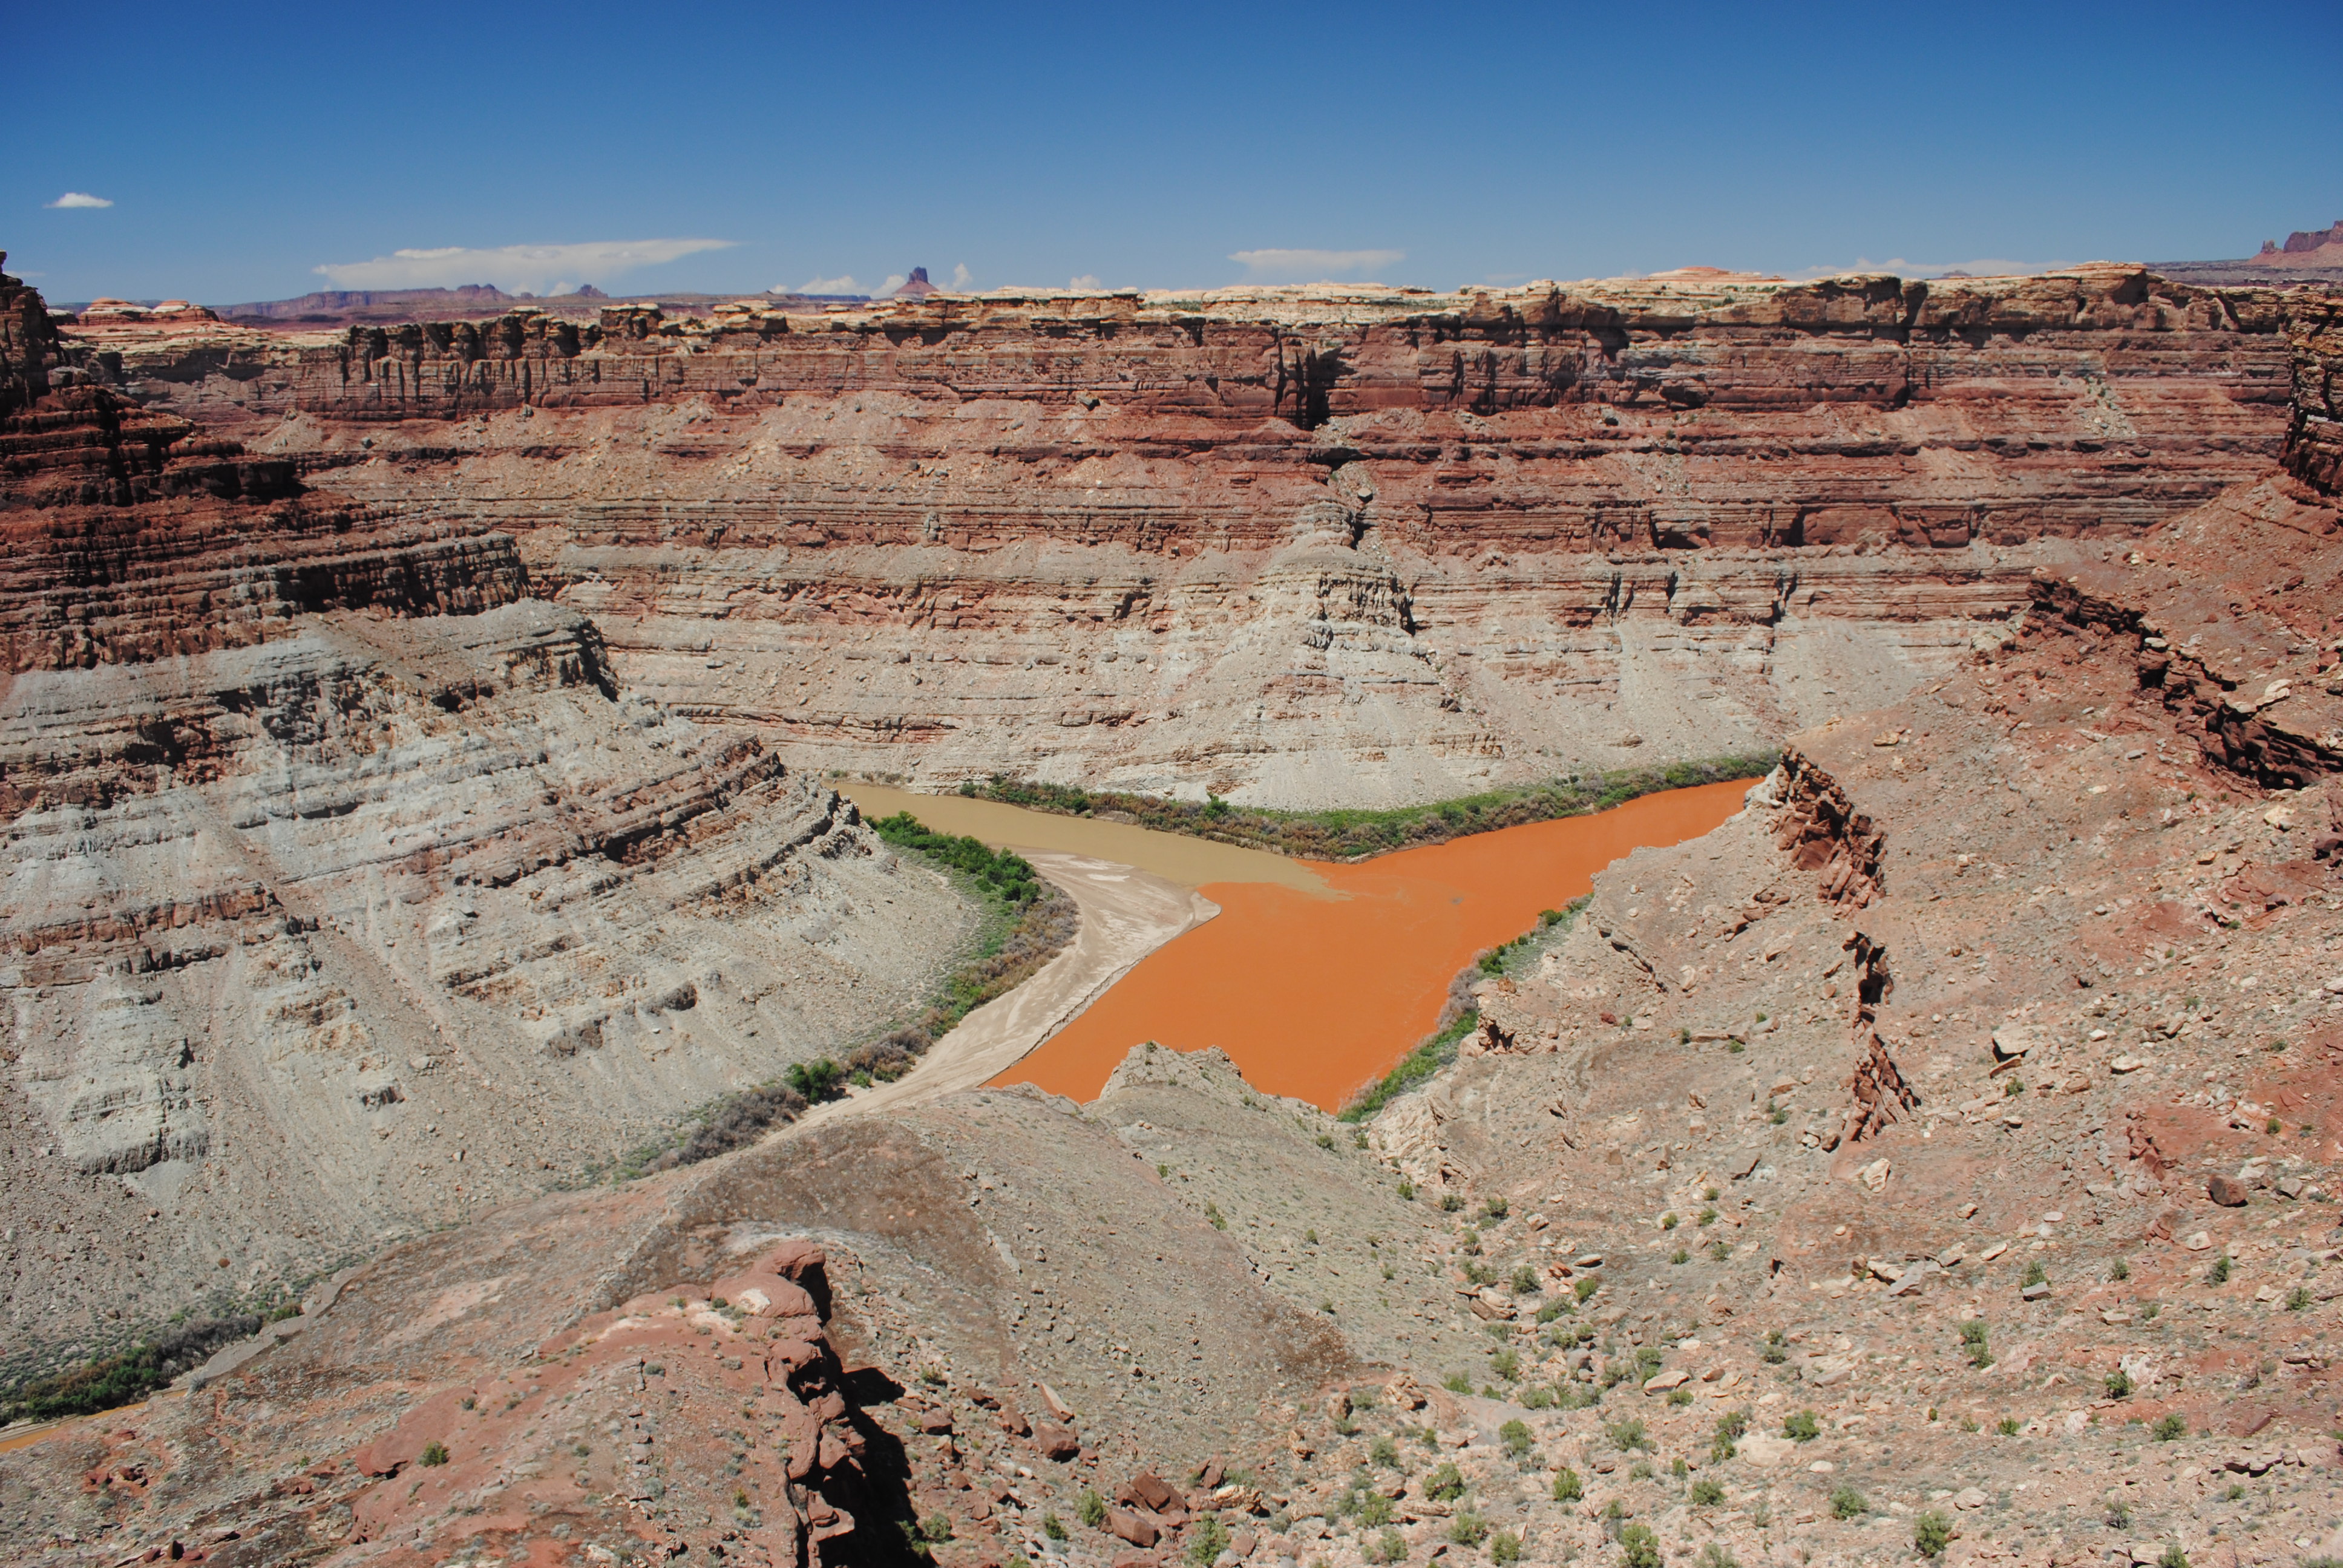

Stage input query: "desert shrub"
[
  {"left": 1484, "top": 1196, "right": 1510, "bottom": 1220},
  {"left": 1913, "top": 1511, "right": 1953, "bottom": 1559},
  {"left": 1553, "top": 1466, "right": 1583, "bottom": 1502},
  {"left": 1371, "top": 1434, "right": 1400, "bottom": 1468},
  {"left": 1619, "top": 1523, "right": 1662, "bottom": 1568},
  {"left": 2153, "top": 1415, "right": 2187, "bottom": 1441},
  {"left": 1608, "top": 1417, "right": 1650, "bottom": 1452},
  {"left": 1041, "top": 1514, "right": 1067, "bottom": 1541},
  {"left": 421, "top": 1442, "right": 450, "bottom": 1468},
  {"left": 1783, "top": 1409, "right": 1820, "bottom": 1442},
  {"left": 1490, "top": 1349, "right": 1521, "bottom": 1382},
  {"left": 1499, "top": 1419, "right": 1533, "bottom": 1458},
  {"left": 1996, "top": 1418, "right": 2021, "bottom": 1436},
  {"left": 2208, "top": 1256, "right": 2232, "bottom": 1285},
  {"left": 1076, "top": 1489, "right": 1107, "bottom": 1528},
  {"left": 1511, "top": 1265, "right": 1539, "bottom": 1295},
  {"left": 2106, "top": 1368, "right": 2134, "bottom": 1399},
  {"left": 2157, "top": 1549, "right": 2188, "bottom": 1568},
  {"left": 1449, "top": 1512, "right": 1489, "bottom": 1548},
  {"left": 920, "top": 1515, "right": 954, "bottom": 1544},
  {"left": 1426, "top": 1462, "right": 1466, "bottom": 1501},
  {"left": 1762, "top": 1330, "right": 1786, "bottom": 1364},
  {"left": 1689, "top": 1478, "right": 1724, "bottom": 1506},
  {"left": 1188, "top": 1517, "right": 1230, "bottom": 1564},
  {"left": 1830, "top": 1485, "right": 1867, "bottom": 1520},
  {"left": 1490, "top": 1530, "right": 1522, "bottom": 1565},
  {"left": 1441, "top": 1192, "right": 1466, "bottom": 1213}
]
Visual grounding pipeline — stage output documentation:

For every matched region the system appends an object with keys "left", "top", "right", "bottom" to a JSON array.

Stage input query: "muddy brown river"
[{"left": 842, "top": 779, "right": 1754, "bottom": 1111}]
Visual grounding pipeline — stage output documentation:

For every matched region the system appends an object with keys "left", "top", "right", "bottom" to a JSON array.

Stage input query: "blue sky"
[{"left": 10, "top": 0, "right": 2339, "bottom": 304}]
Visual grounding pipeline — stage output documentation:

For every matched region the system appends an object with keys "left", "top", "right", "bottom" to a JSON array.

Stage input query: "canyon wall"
[
  {"left": 0, "top": 262, "right": 977, "bottom": 1359},
  {"left": 72, "top": 266, "right": 2307, "bottom": 806}
]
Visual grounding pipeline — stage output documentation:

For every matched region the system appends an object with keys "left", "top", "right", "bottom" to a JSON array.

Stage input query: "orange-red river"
[{"left": 844, "top": 780, "right": 1754, "bottom": 1112}]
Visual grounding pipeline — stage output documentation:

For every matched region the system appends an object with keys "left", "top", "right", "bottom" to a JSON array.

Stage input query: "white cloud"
[
  {"left": 950, "top": 263, "right": 974, "bottom": 290},
  {"left": 47, "top": 192, "right": 113, "bottom": 209},
  {"left": 1067, "top": 273, "right": 1103, "bottom": 289},
  {"left": 1782, "top": 255, "right": 2076, "bottom": 281},
  {"left": 313, "top": 238, "right": 732, "bottom": 293},
  {"left": 796, "top": 273, "right": 860, "bottom": 294},
  {"left": 1229, "top": 247, "right": 1404, "bottom": 281},
  {"left": 878, "top": 274, "right": 906, "bottom": 296}
]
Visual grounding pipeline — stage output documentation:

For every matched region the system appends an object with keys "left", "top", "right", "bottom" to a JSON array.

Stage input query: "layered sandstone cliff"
[
  {"left": 0, "top": 261, "right": 977, "bottom": 1361},
  {"left": 64, "top": 266, "right": 2309, "bottom": 806}
]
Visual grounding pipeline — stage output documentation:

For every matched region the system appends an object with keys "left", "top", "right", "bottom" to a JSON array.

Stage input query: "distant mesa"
[
  {"left": 2156, "top": 220, "right": 2343, "bottom": 284},
  {"left": 893, "top": 266, "right": 940, "bottom": 299},
  {"left": 218, "top": 282, "right": 522, "bottom": 322},
  {"left": 1646, "top": 265, "right": 1780, "bottom": 281},
  {"left": 2255, "top": 220, "right": 2343, "bottom": 265}
]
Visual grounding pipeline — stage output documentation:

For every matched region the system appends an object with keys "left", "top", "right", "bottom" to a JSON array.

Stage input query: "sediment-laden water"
[{"left": 842, "top": 779, "right": 1754, "bottom": 1110}]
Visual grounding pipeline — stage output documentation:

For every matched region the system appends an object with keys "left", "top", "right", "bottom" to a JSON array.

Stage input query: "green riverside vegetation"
[
  {"left": 961, "top": 752, "right": 1779, "bottom": 863},
  {"left": 607, "top": 812, "right": 1076, "bottom": 1181}
]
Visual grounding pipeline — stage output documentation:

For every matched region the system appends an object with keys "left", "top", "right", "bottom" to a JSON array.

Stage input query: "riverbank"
[{"left": 917, "top": 753, "right": 1778, "bottom": 862}]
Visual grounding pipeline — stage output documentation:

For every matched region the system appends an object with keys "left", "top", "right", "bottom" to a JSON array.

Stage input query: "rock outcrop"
[
  {"left": 56, "top": 266, "right": 2312, "bottom": 806},
  {"left": 2285, "top": 288, "right": 2342, "bottom": 494}
]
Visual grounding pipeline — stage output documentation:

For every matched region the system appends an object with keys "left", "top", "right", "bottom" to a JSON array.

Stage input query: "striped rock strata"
[{"left": 70, "top": 266, "right": 2310, "bottom": 806}]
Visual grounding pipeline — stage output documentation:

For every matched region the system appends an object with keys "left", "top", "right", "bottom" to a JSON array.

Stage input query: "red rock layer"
[{"left": 0, "top": 263, "right": 526, "bottom": 674}]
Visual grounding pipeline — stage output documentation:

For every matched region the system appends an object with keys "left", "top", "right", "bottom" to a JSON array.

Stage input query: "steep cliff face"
[
  {"left": 0, "top": 263, "right": 977, "bottom": 1359},
  {"left": 71, "top": 265, "right": 2302, "bottom": 806},
  {"left": 2286, "top": 289, "right": 2343, "bottom": 494}
]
